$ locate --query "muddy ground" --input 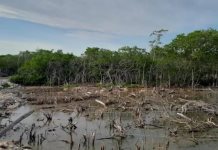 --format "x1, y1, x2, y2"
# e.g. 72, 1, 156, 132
0, 80, 218, 149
